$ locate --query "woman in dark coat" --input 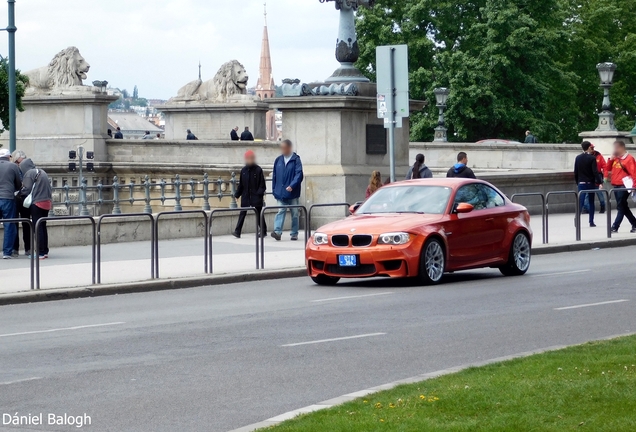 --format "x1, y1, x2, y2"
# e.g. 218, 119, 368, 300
232, 150, 267, 238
